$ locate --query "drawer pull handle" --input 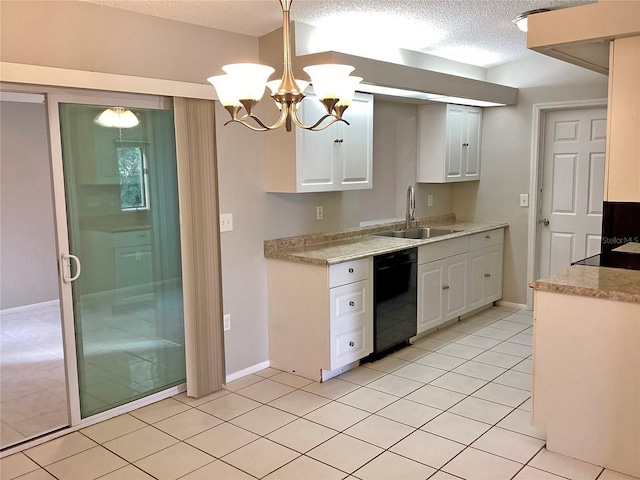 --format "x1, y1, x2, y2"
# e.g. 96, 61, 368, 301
484, 273, 491, 278
349, 301, 355, 307
349, 341, 355, 347
442, 285, 450, 290
348, 268, 354, 273
334, 139, 344, 143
